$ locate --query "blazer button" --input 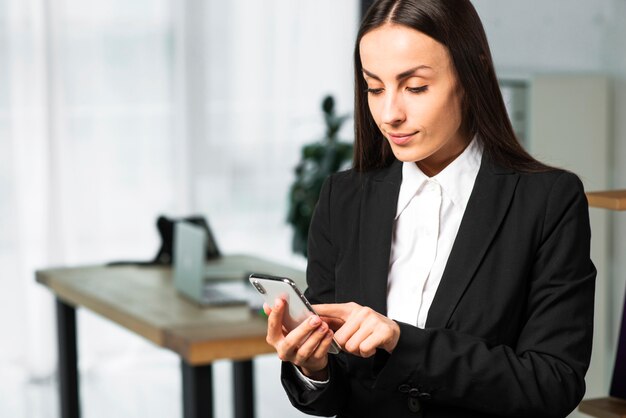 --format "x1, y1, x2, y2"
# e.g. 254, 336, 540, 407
408, 397, 421, 413
418, 392, 432, 401
409, 388, 420, 398
398, 384, 411, 393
